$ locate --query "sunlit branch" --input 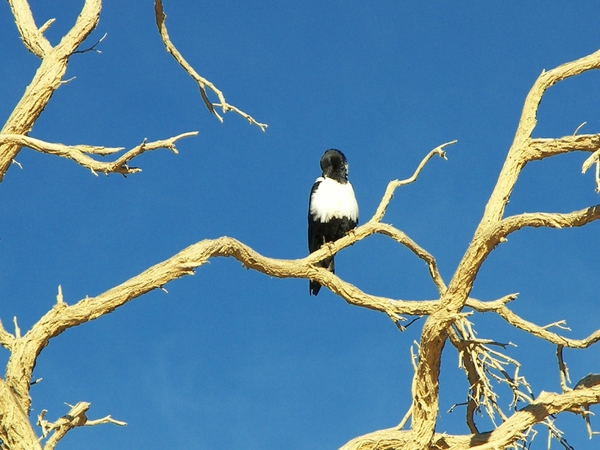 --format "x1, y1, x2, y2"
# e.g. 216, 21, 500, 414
516, 49, 600, 147
0, 0, 102, 183
472, 385, 600, 450
496, 205, 600, 237
471, 297, 600, 349
402, 47, 600, 449
154, 0, 267, 131
38, 402, 126, 450
4, 231, 444, 414
371, 140, 455, 222
526, 133, 600, 162
341, 383, 600, 450
449, 315, 534, 436
6, 0, 52, 57
0, 132, 198, 176
0, 319, 15, 350
3, 139, 454, 415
